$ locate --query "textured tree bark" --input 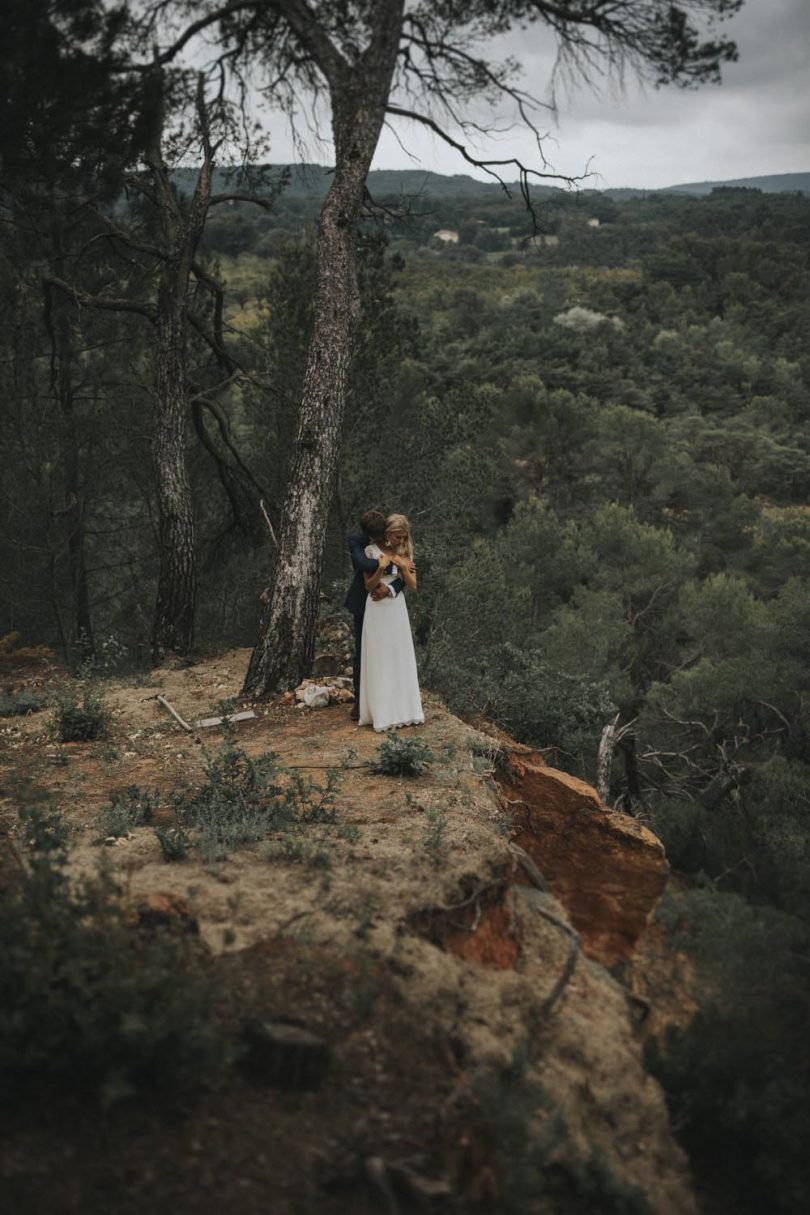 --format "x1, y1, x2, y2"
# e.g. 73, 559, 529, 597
243, 5, 403, 696
149, 73, 214, 660
597, 714, 619, 805
151, 297, 196, 658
